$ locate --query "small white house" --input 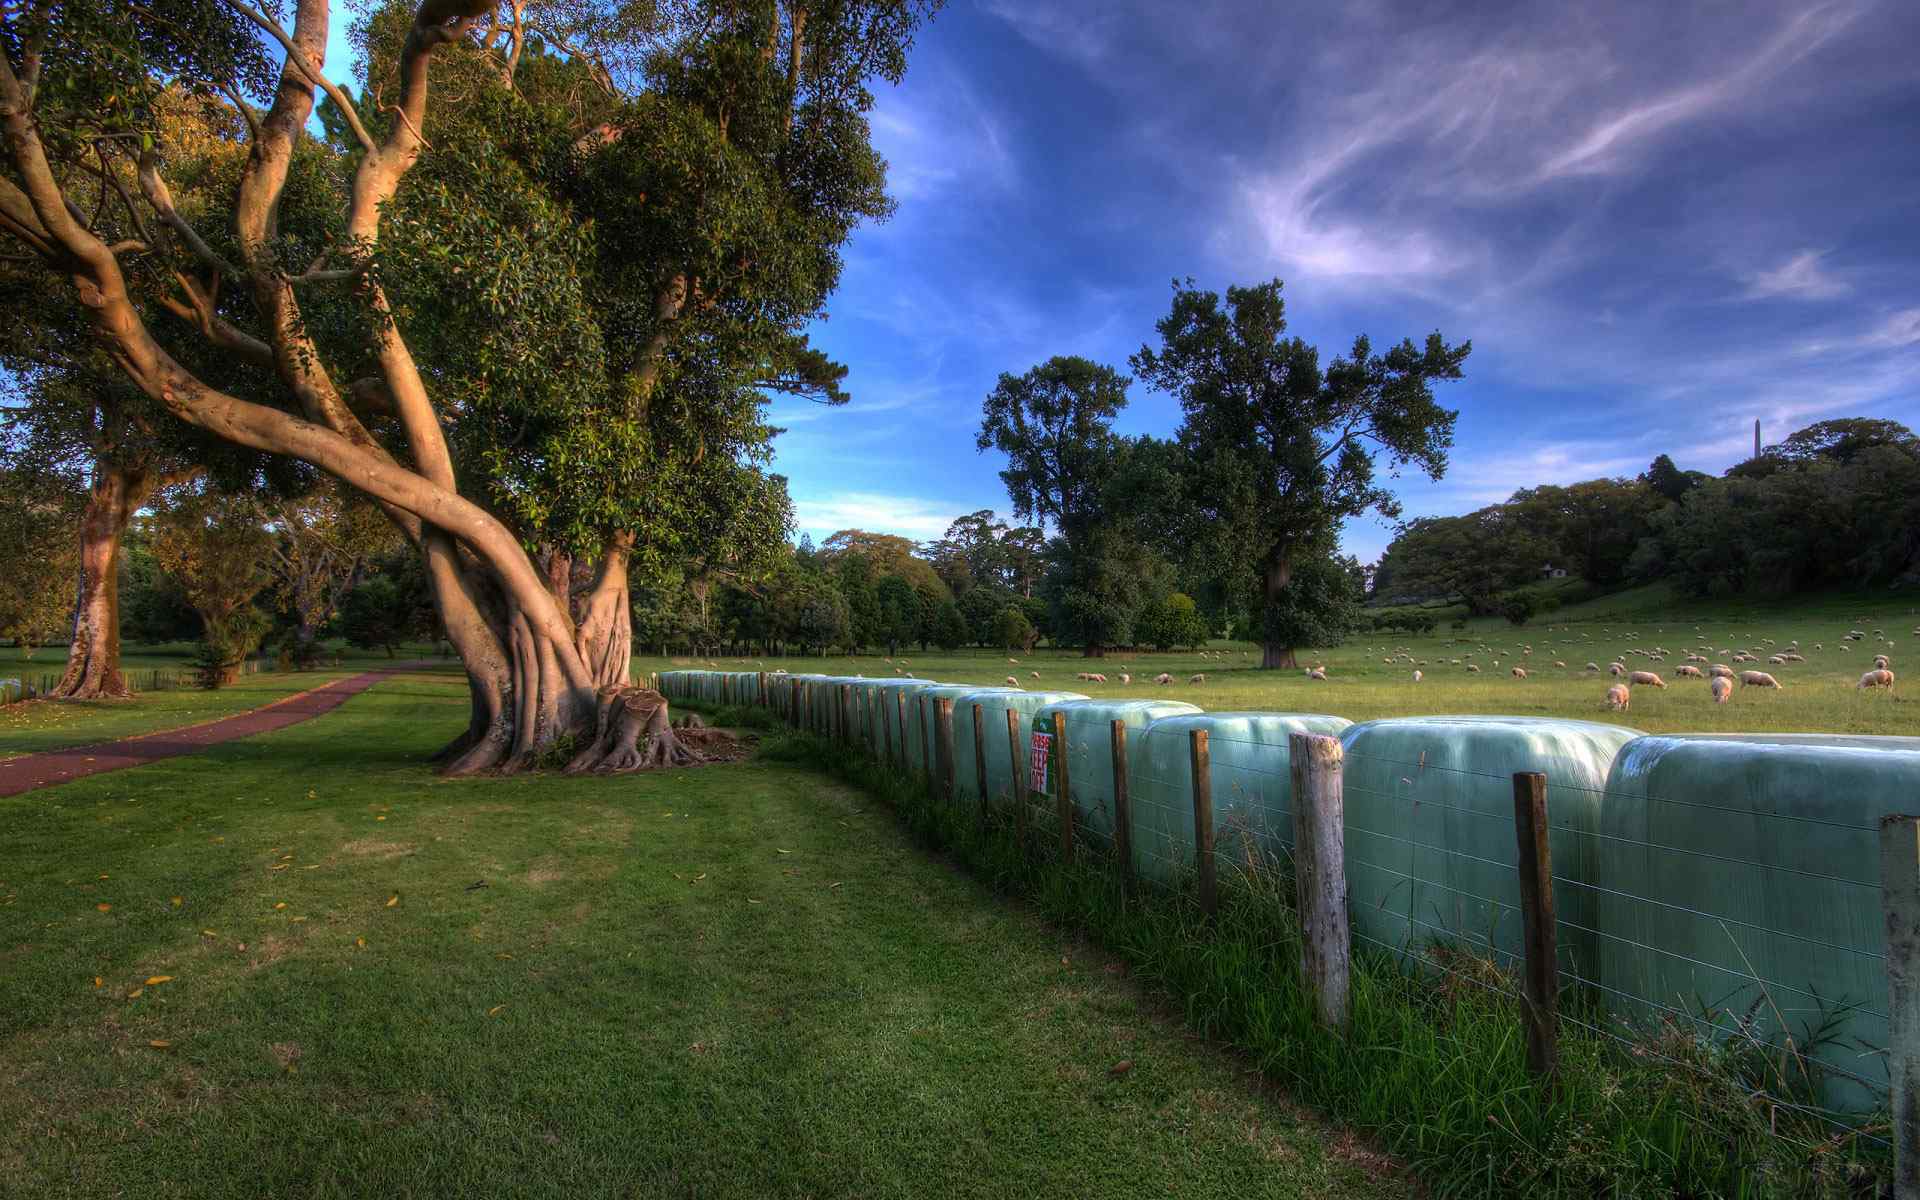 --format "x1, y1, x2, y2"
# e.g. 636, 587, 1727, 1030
1541, 563, 1568, 579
